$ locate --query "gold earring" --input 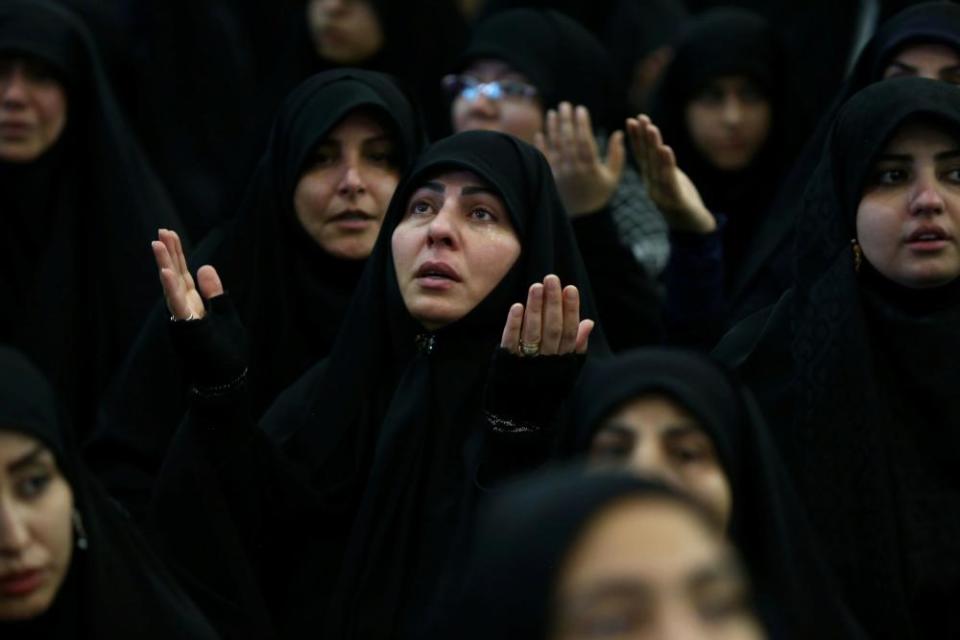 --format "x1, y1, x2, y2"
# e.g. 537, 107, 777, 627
851, 239, 862, 274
